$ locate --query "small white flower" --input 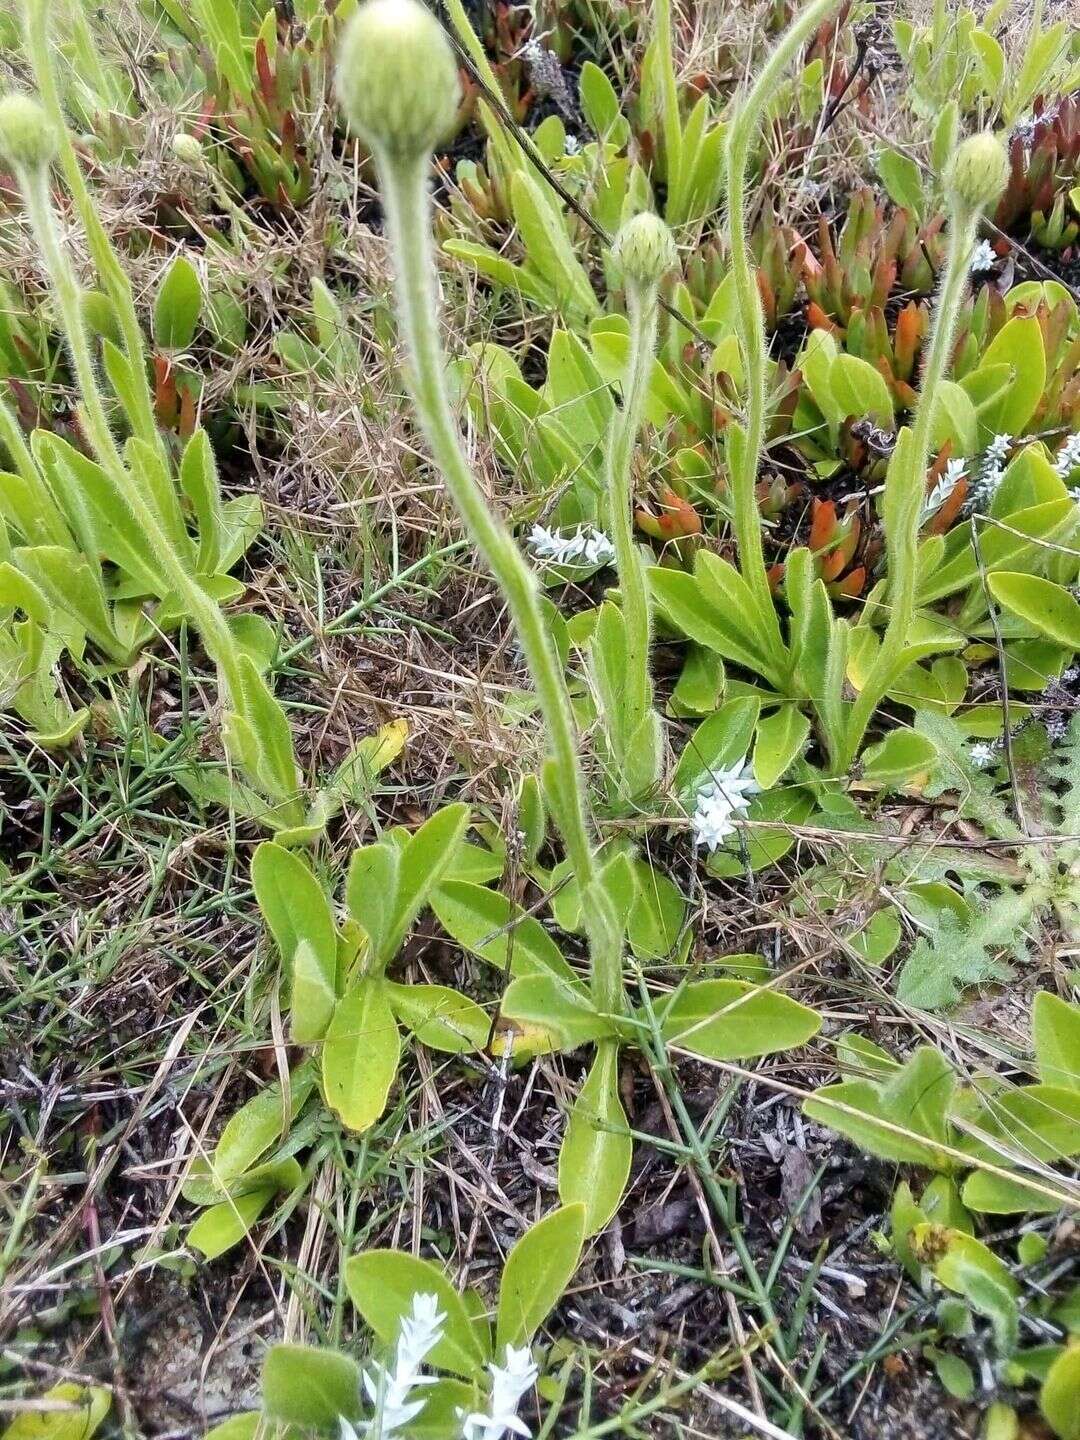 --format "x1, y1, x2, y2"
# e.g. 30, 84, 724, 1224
1053, 431, 1080, 481
922, 457, 967, 522
528, 524, 615, 568
690, 757, 759, 853
459, 1345, 539, 1440
968, 741, 996, 768
343, 1293, 445, 1438
970, 239, 997, 274
985, 433, 1012, 465
564, 134, 580, 156
968, 434, 1012, 513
